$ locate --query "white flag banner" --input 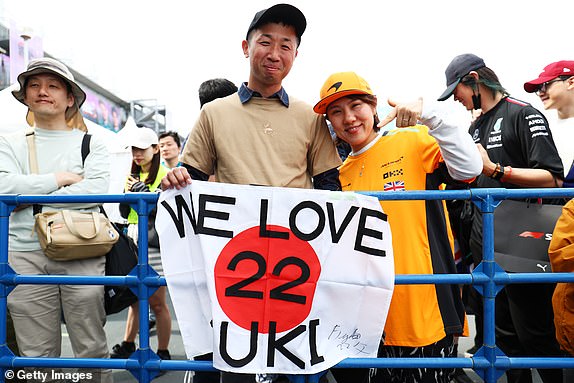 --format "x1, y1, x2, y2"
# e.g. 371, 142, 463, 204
156, 181, 394, 374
